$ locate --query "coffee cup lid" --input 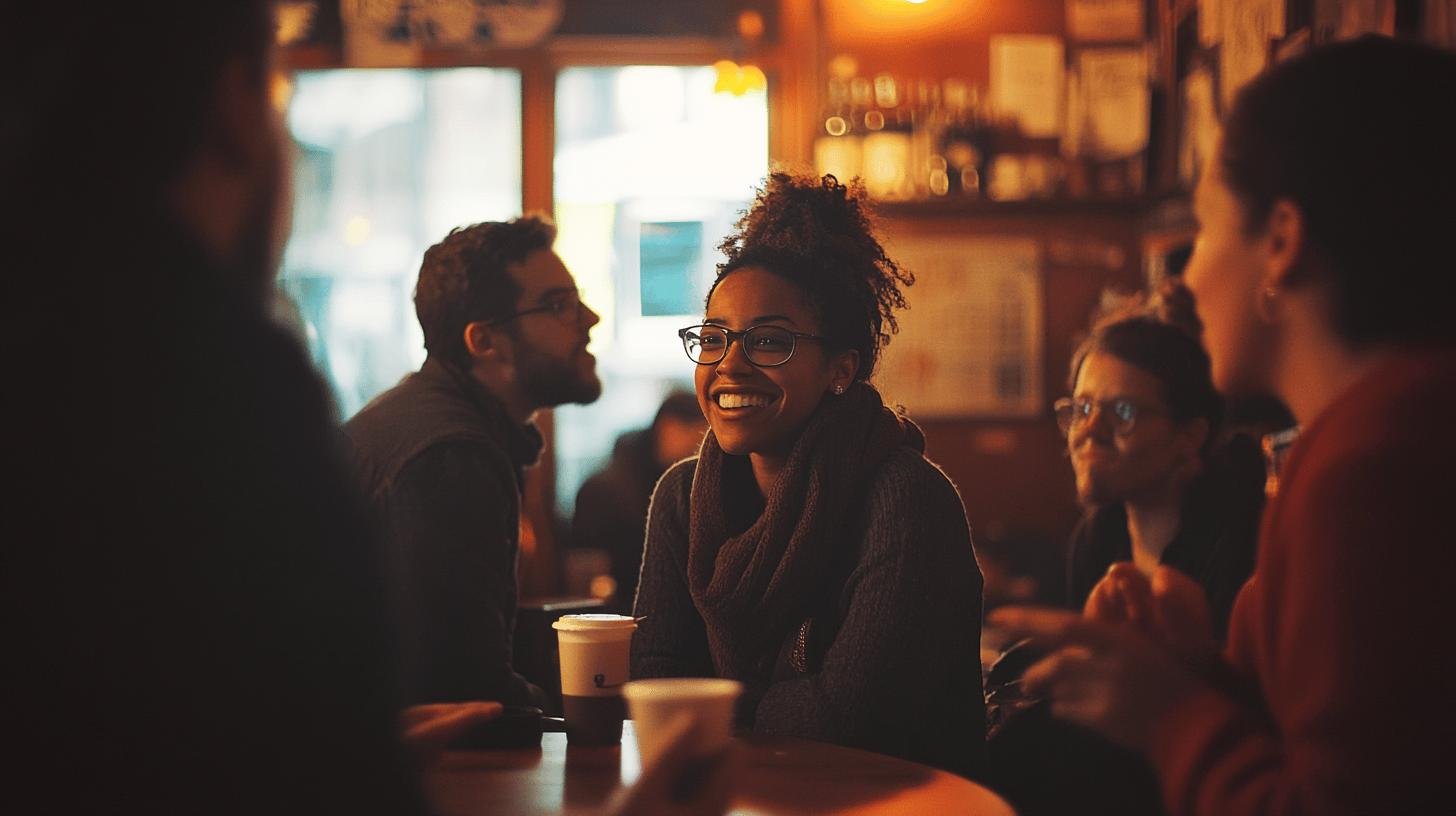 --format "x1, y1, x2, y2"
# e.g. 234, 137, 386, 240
552, 613, 638, 631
